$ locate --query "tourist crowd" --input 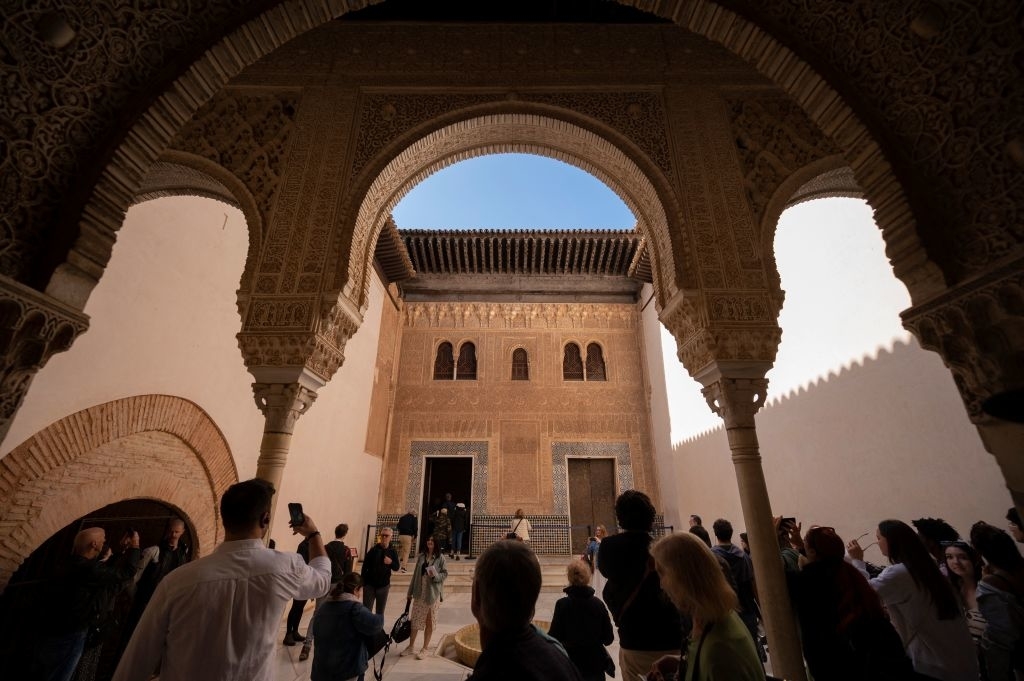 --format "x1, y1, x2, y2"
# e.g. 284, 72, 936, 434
26, 478, 1024, 681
